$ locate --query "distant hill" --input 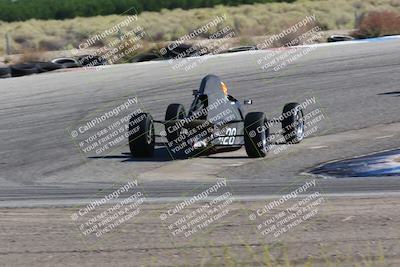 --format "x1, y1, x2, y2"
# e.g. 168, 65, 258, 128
0, 0, 295, 22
